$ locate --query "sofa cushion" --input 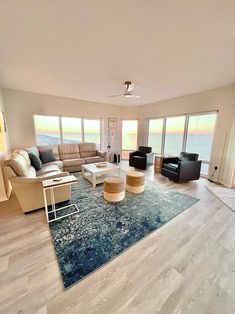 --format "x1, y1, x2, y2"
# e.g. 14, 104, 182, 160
63, 158, 85, 167
85, 156, 104, 164
15, 149, 31, 168
38, 171, 62, 179
179, 152, 198, 162
163, 163, 179, 173
39, 149, 56, 164
42, 160, 63, 170
79, 143, 97, 157
28, 166, 36, 178
4, 153, 29, 177
58, 144, 80, 160
36, 165, 60, 176
38, 145, 60, 160
25, 146, 39, 157
29, 153, 42, 170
